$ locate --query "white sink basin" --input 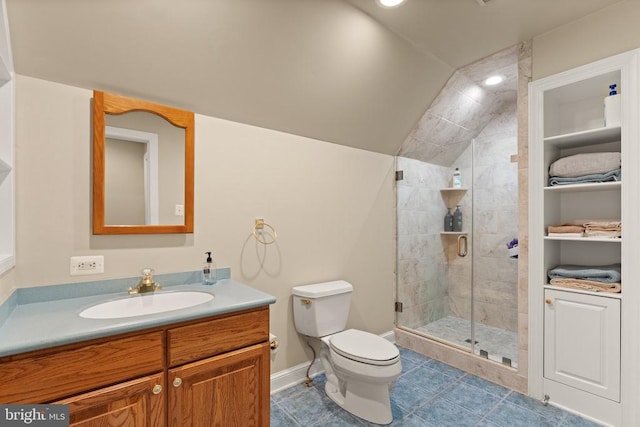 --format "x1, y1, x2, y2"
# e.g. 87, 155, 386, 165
79, 291, 214, 319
